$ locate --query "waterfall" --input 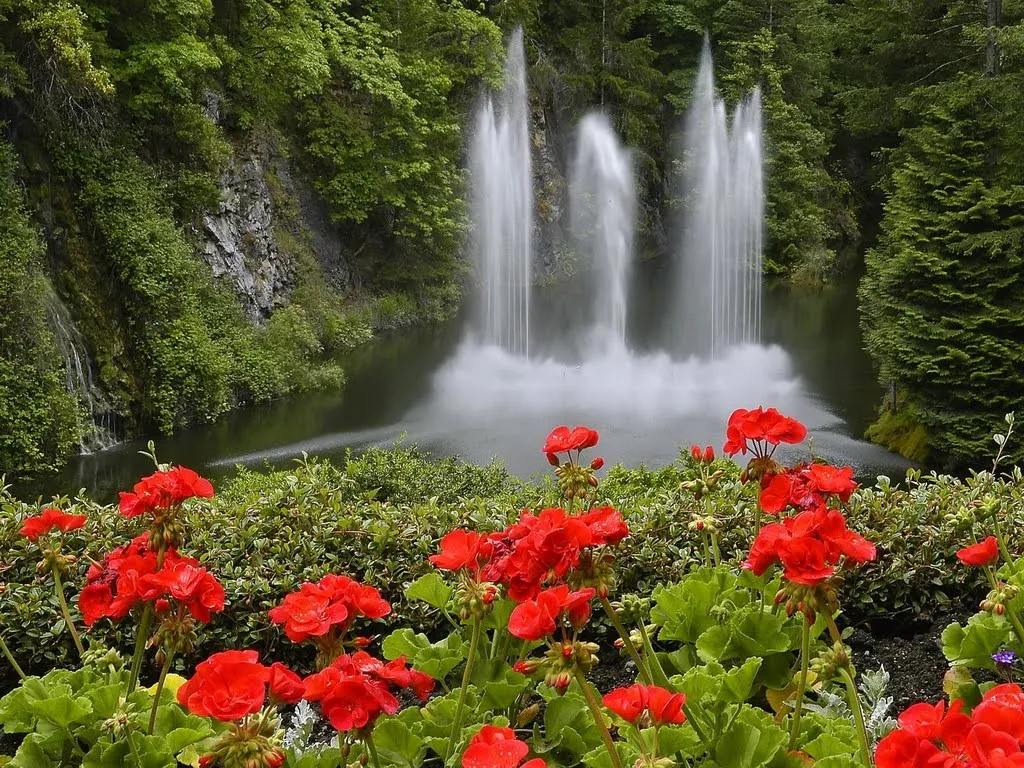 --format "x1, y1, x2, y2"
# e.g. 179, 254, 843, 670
469, 26, 533, 357
45, 286, 118, 453
676, 39, 765, 358
569, 112, 635, 351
